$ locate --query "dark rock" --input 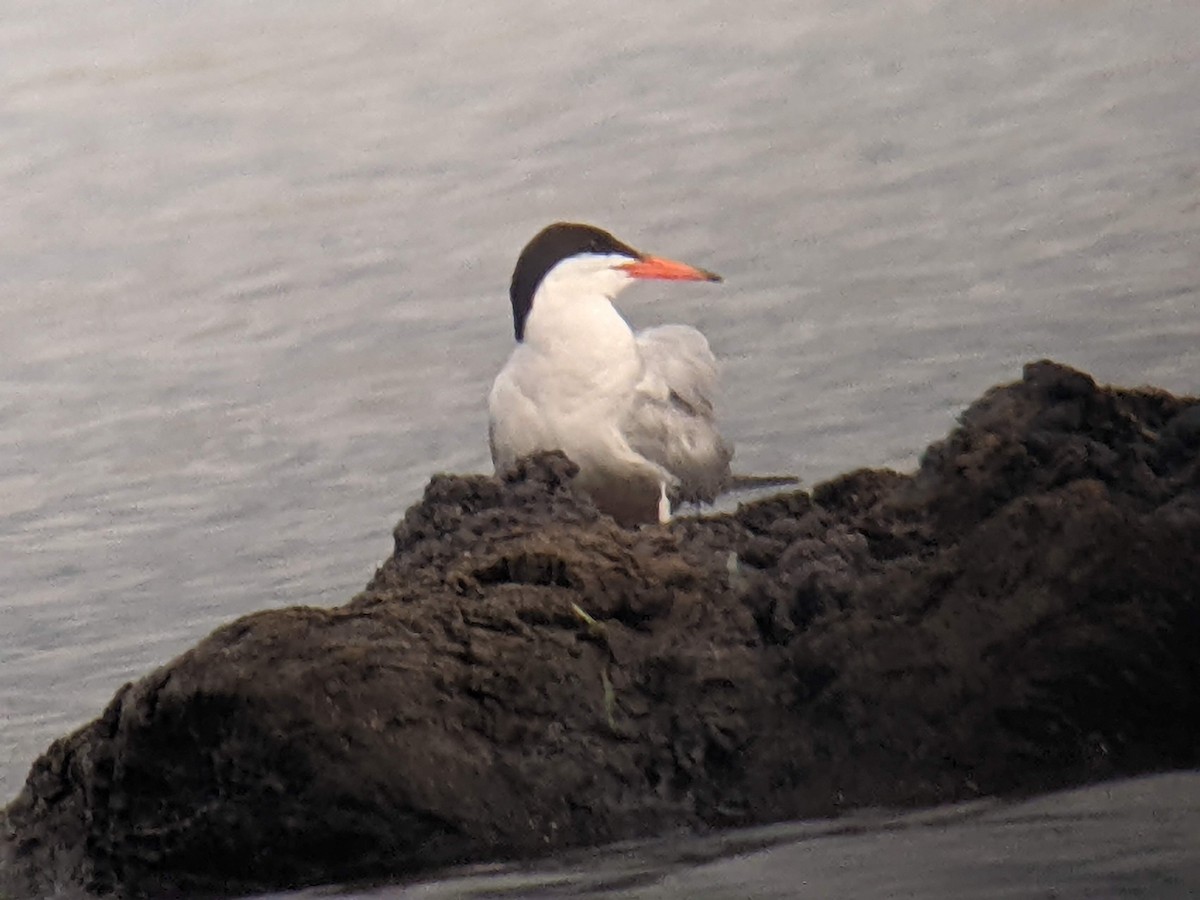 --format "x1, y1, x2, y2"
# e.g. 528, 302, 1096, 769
3, 360, 1199, 898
